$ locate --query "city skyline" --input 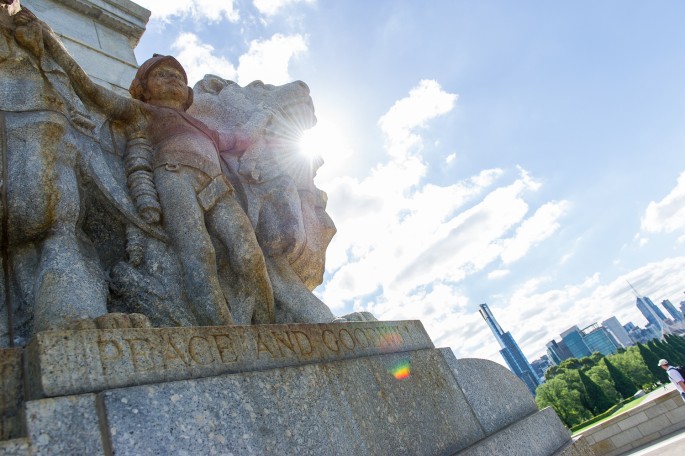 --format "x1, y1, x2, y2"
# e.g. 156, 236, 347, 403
130, 0, 685, 366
